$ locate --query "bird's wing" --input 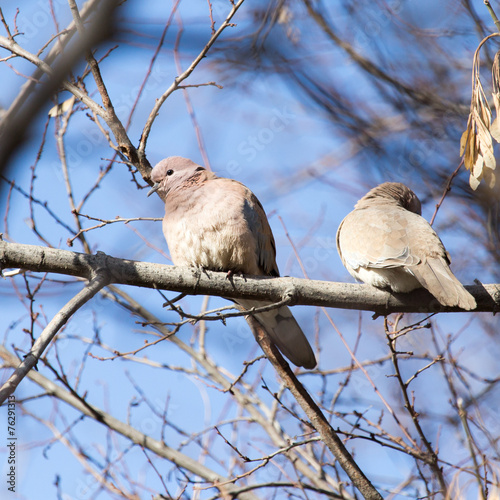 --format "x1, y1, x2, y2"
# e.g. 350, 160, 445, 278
246, 192, 279, 277
337, 206, 422, 270
211, 178, 279, 277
